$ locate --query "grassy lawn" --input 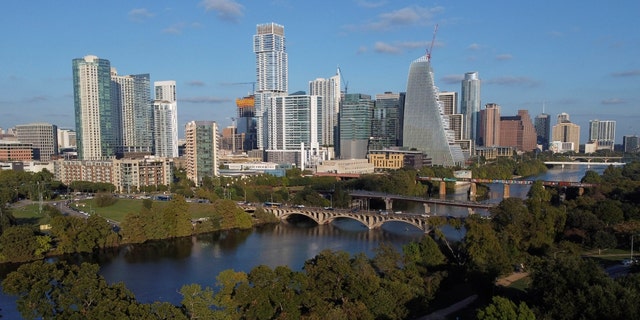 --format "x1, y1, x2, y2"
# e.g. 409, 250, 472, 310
72, 198, 220, 222
11, 204, 50, 225
509, 276, 530, 293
